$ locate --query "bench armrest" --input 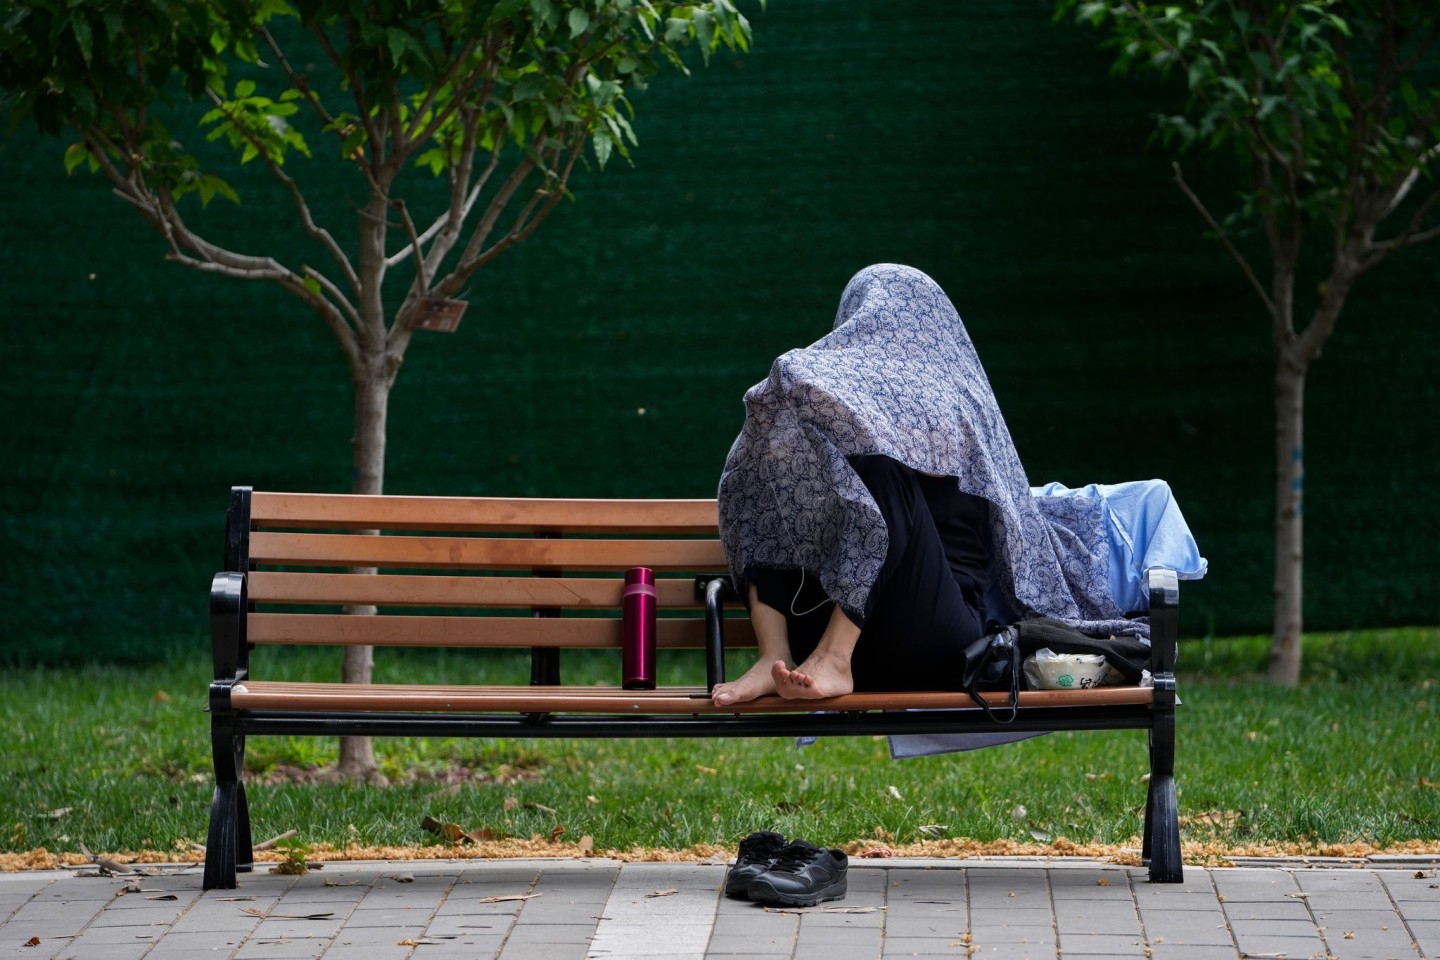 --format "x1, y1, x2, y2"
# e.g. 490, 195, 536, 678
1145, 567, 1179, 676
697, 576, 735, 693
